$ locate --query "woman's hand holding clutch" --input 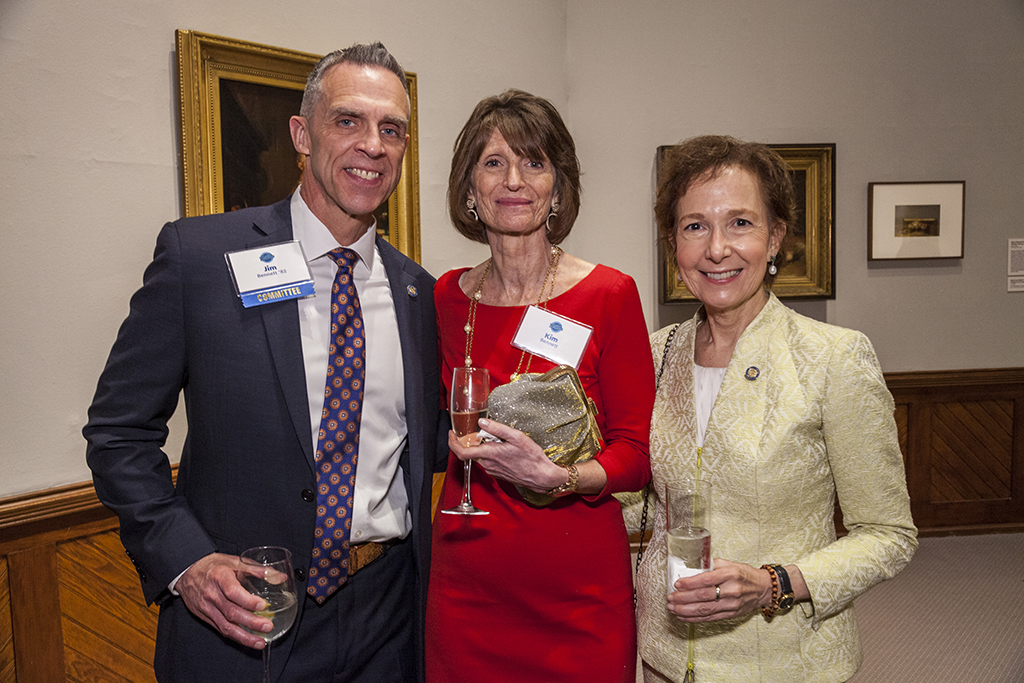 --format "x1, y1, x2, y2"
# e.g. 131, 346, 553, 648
448, 418, 564, 493
448, 417, 609, 497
